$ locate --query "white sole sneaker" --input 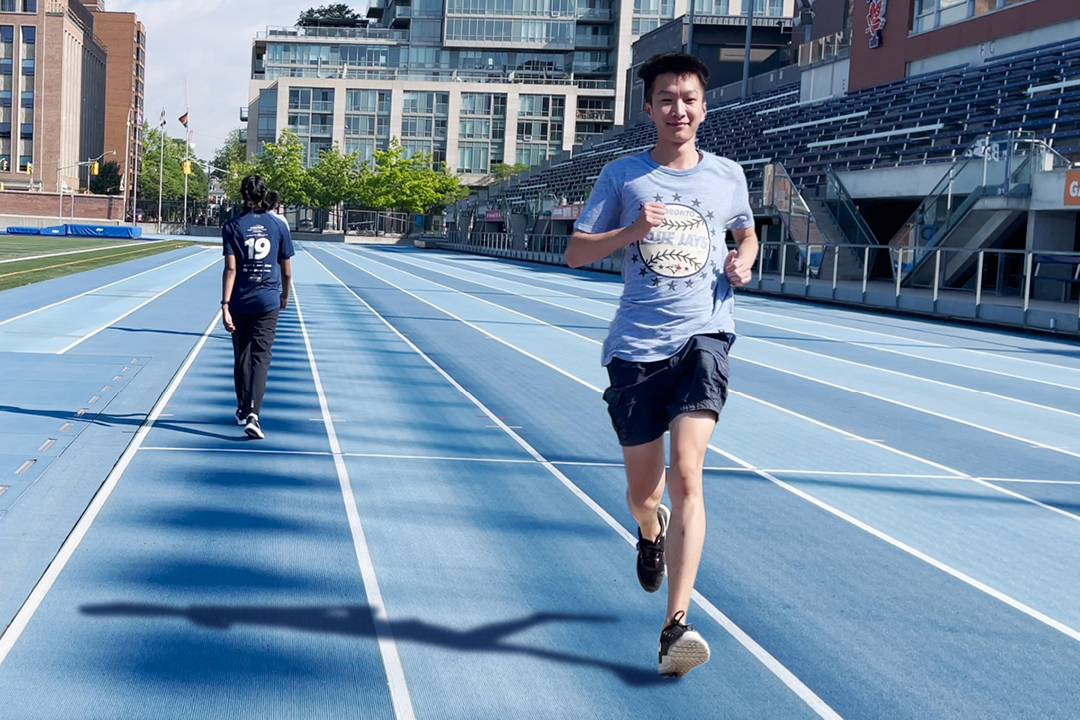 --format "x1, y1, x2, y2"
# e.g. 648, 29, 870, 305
659, 628, 711, 677
244, 414, 264, 440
